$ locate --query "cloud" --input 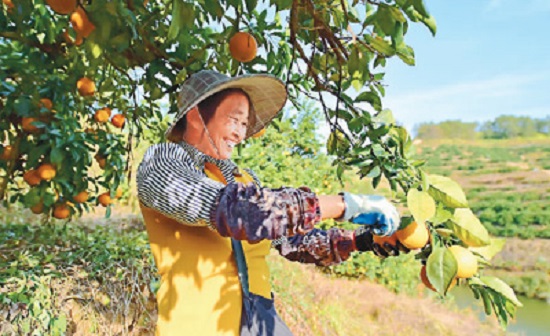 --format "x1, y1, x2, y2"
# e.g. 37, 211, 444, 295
384, 72, 550, 132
